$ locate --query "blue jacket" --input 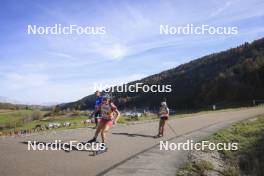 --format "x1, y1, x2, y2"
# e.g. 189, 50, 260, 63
95, 96, 103, 110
